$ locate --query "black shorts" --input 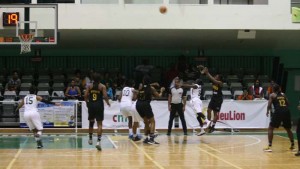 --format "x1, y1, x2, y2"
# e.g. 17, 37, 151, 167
136, 101, 154, 119
87, 102, 104, 121
208, 98, 223, 112
270, 110, 291, 129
